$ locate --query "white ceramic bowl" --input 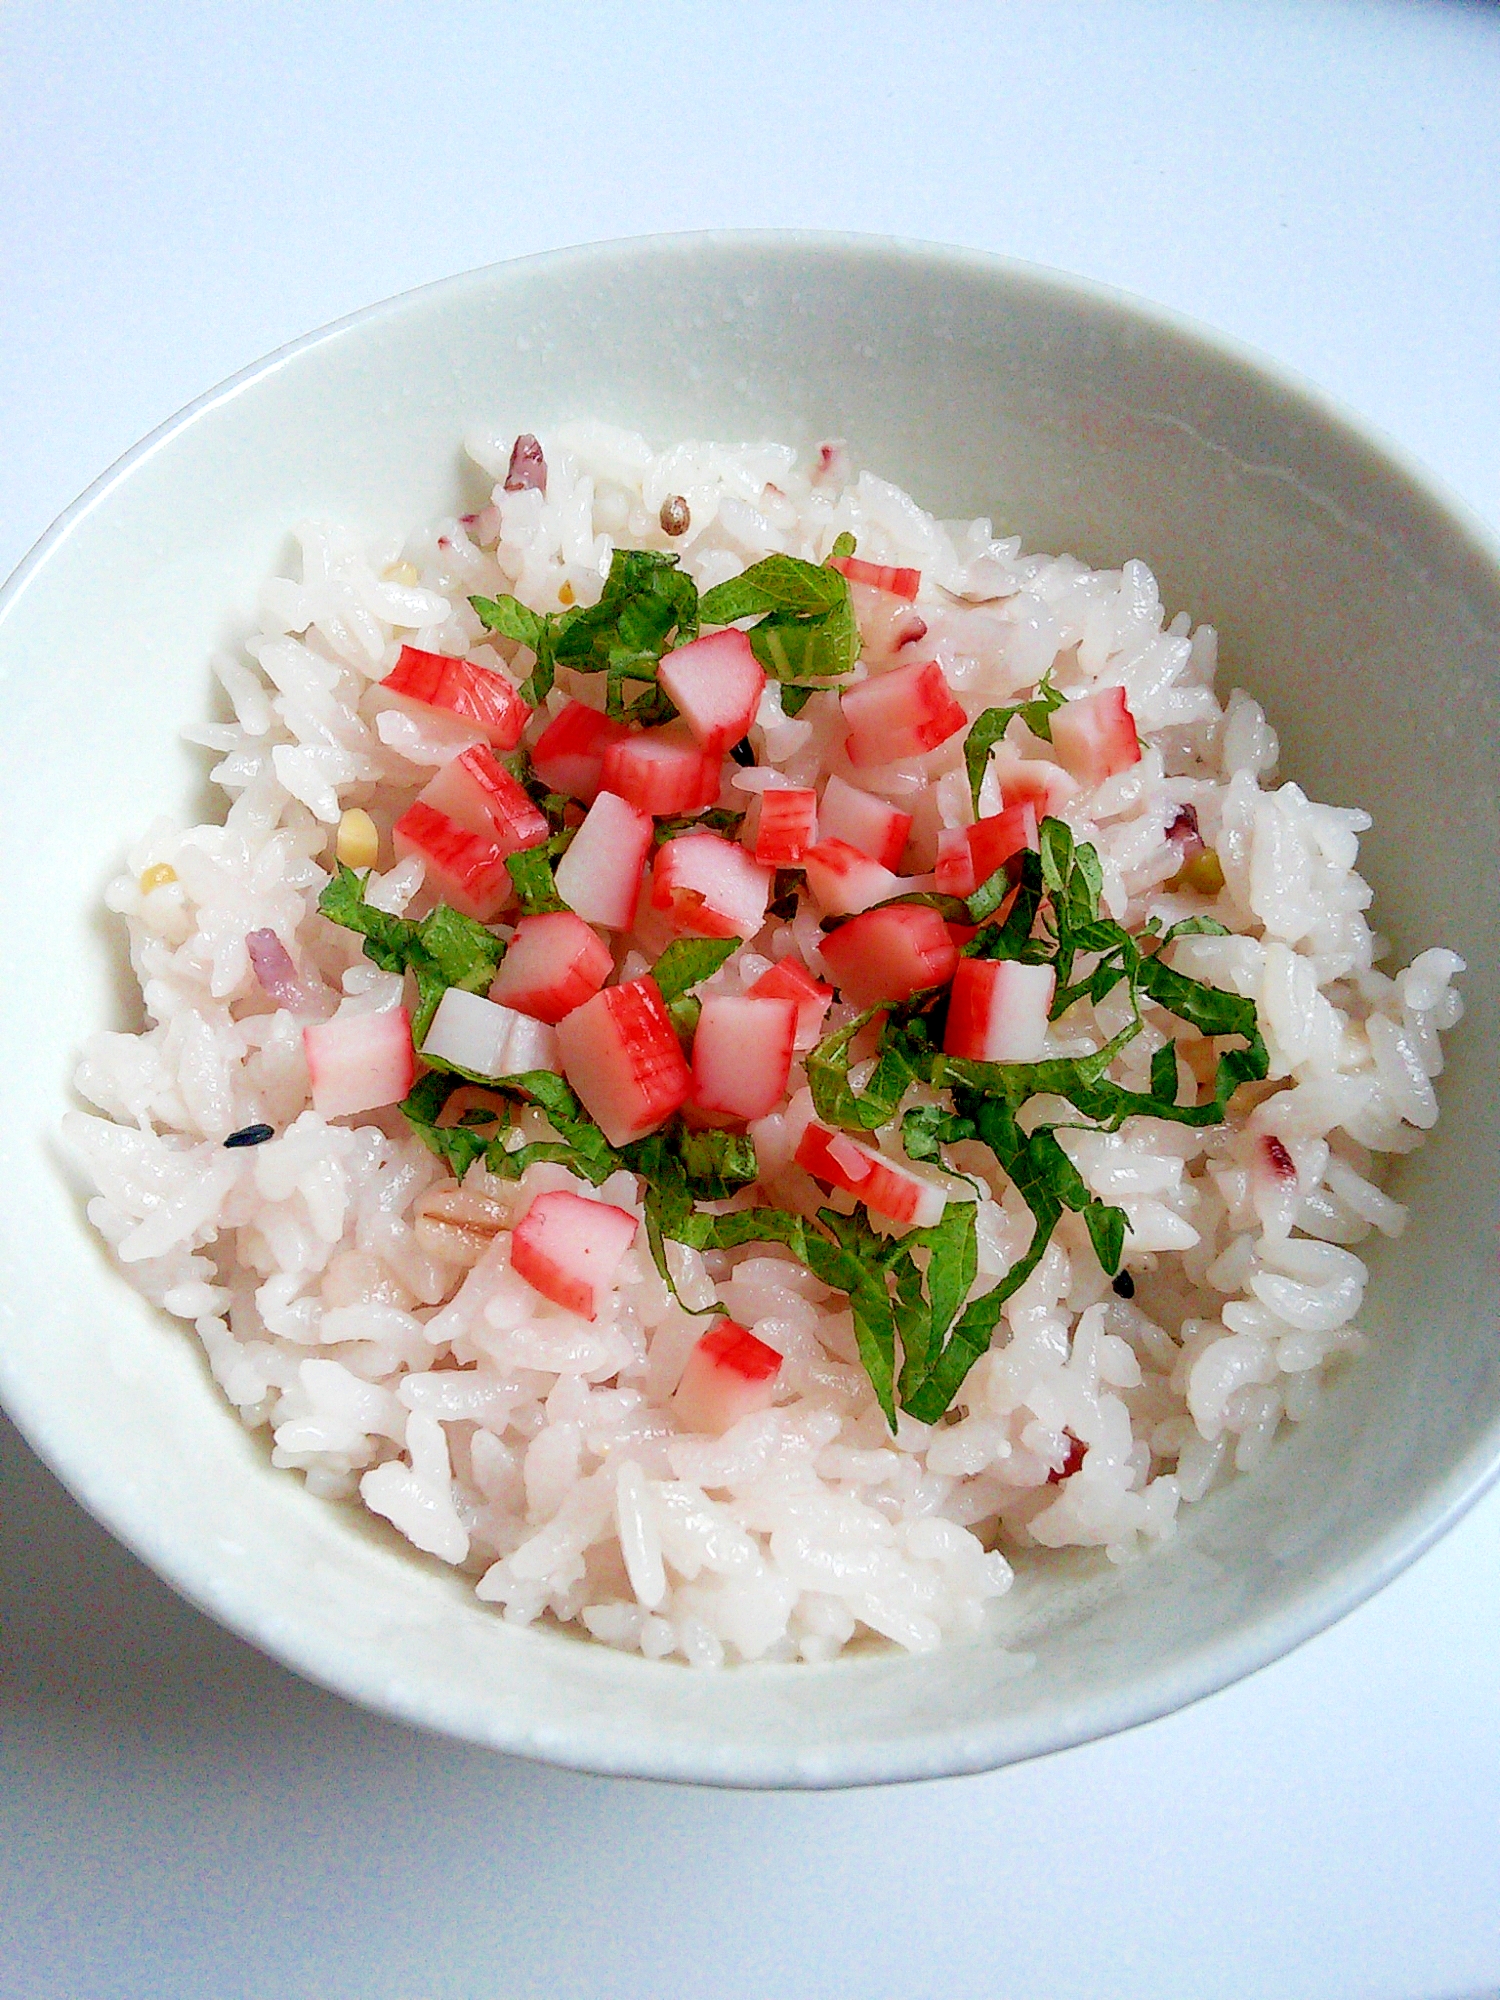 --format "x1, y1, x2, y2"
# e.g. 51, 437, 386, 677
3, 233, 1497, 1788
